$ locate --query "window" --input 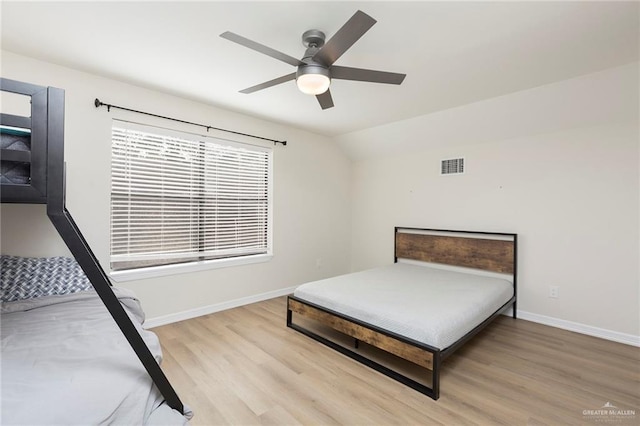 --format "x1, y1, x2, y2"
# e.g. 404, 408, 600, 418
110, 121, 272, 276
